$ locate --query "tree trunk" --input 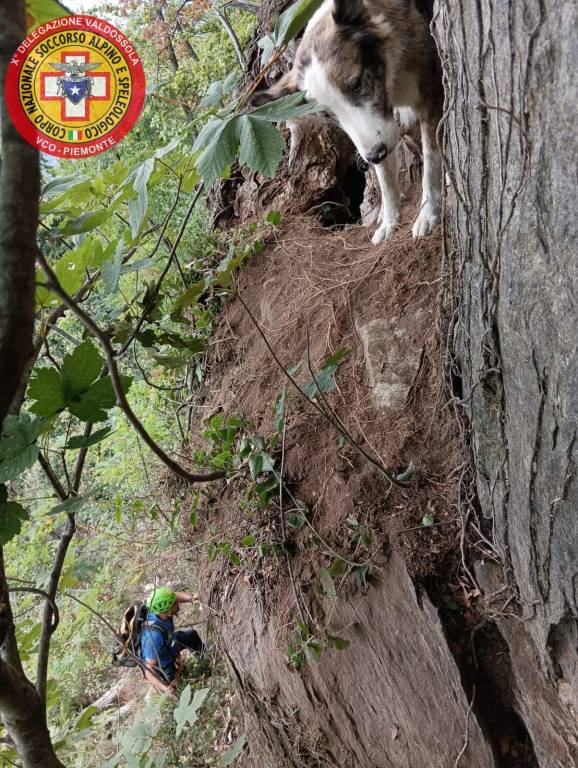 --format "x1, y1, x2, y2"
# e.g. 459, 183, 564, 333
0, 3, 66, 766
0, 0, 39, 424
433, 1, 578, 765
